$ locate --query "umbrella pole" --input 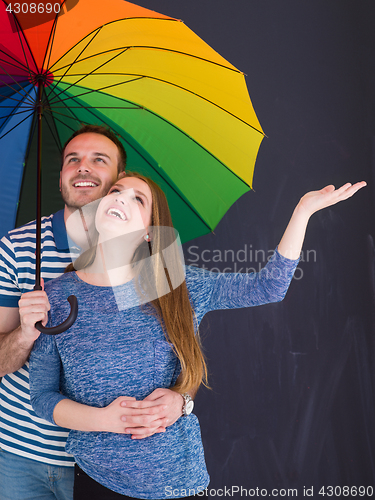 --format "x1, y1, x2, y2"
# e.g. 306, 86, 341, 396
34, 79, 43, 291
33, 77, 78, 334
